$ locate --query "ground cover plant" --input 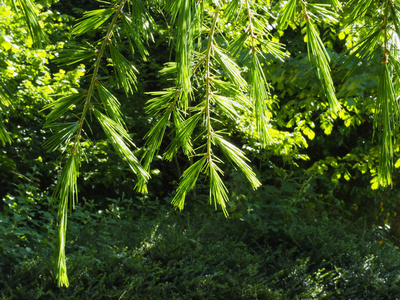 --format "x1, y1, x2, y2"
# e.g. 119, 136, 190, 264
2, 188, 400, 299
